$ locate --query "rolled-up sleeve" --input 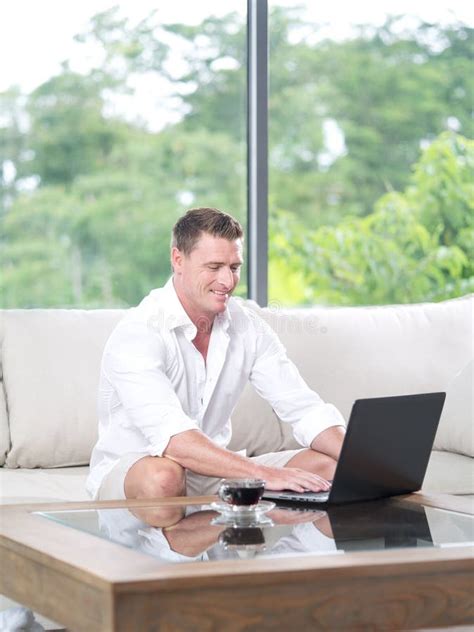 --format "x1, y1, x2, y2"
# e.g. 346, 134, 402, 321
248, 314, 345, 447
103, 321, 199, 456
